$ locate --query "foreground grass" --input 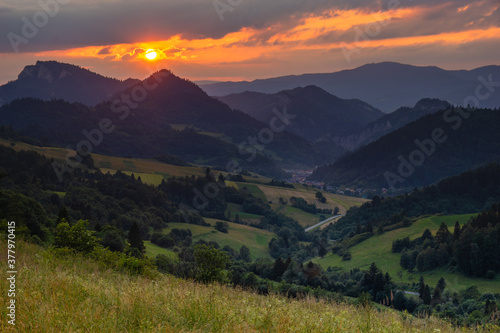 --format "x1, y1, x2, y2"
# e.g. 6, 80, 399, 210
3, 240, 490, 333
313, 214, 500, 294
